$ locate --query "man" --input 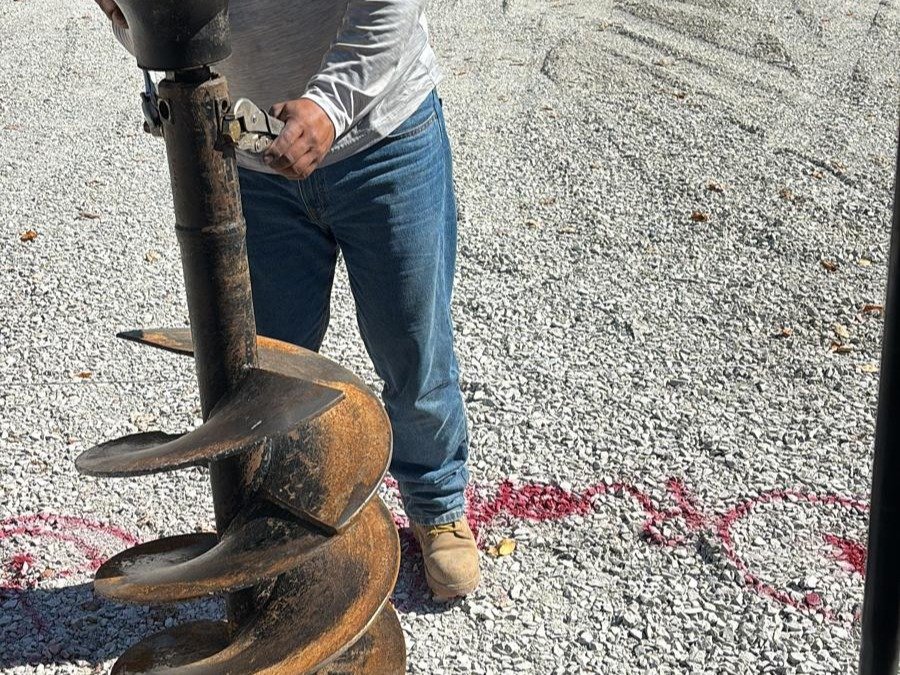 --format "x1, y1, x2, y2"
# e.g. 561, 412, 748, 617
96, 0, 479, 600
